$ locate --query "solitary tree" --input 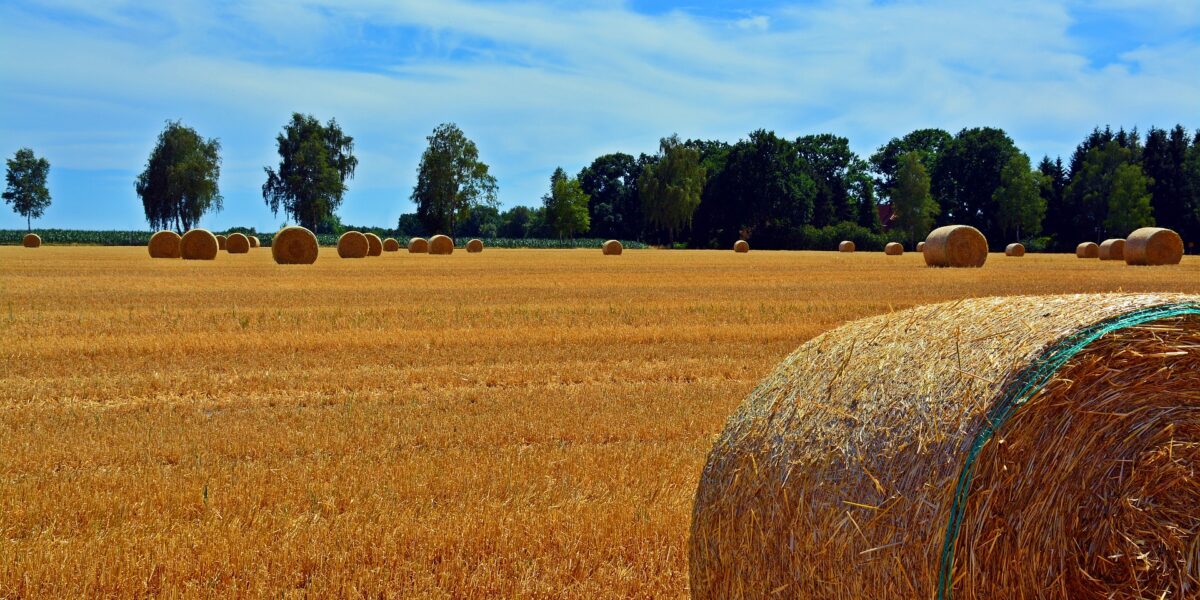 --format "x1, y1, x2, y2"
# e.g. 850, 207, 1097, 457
638, 134, 705, 244
263, 113, 357, 233
542, 167, 591, 239
890, 151, 938, 245
1105, 163, 1155, 235
412, 123, 498, 234
135, 122, 222, 232
3, 148, 51, 231
993, 153, 1045, 241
